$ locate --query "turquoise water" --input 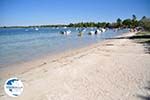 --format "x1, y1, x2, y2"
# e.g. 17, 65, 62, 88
0, 27, 128, 68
